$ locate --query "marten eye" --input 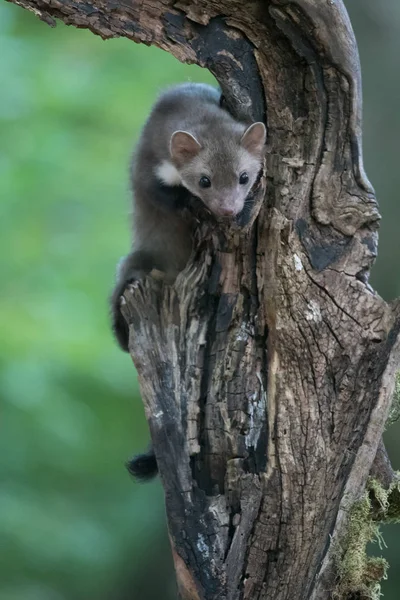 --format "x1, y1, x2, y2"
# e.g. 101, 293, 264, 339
239, 172, 249, 185
199, 176, 211, 189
